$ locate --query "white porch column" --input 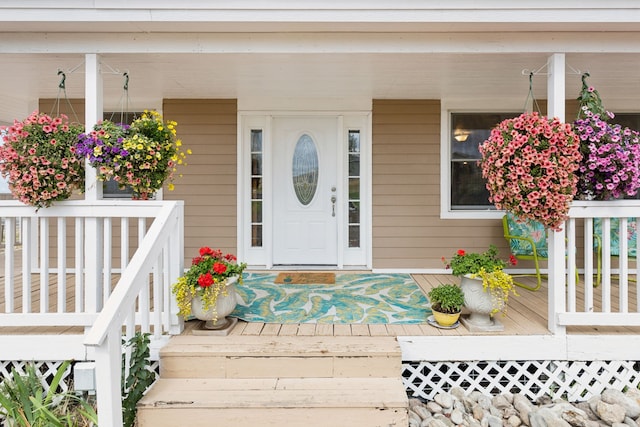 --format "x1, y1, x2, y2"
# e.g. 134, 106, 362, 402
84, 53, 103, 200
84, 54, 104, 313
546, 53, 567, 335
